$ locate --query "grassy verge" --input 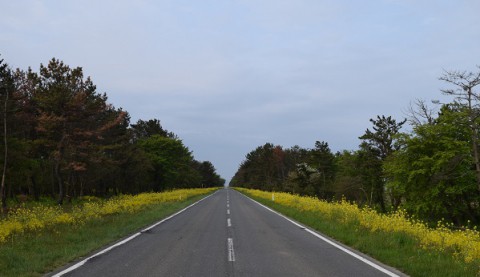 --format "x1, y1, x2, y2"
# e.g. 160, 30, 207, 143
237, 189, 479, 277
0, 192, 213, 277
